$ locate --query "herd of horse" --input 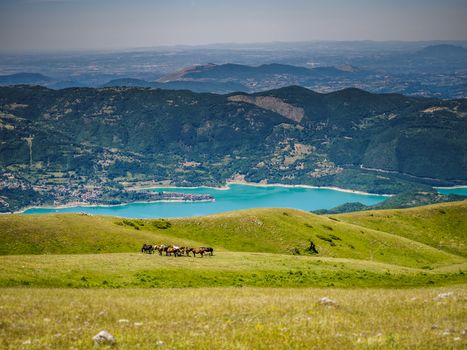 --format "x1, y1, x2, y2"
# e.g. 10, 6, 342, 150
141, 244, 214, 257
